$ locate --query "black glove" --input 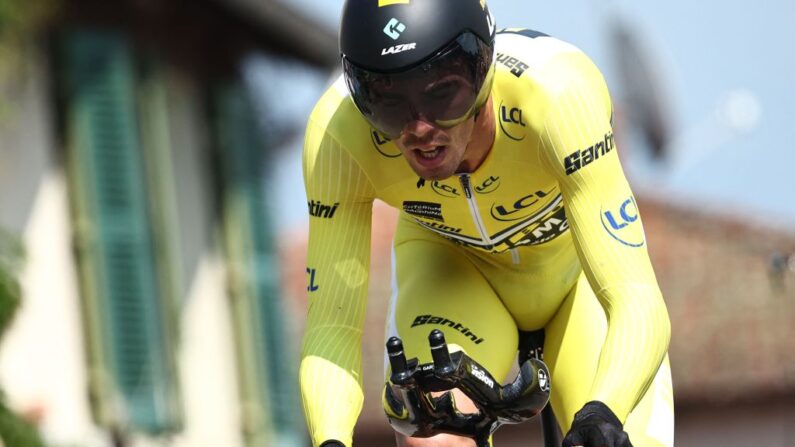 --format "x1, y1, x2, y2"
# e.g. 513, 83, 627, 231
562, 401, 632, 447
319, 441, 345, 447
